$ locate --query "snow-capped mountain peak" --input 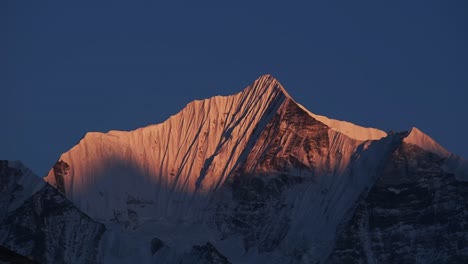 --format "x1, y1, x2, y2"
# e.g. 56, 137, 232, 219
42, 75, 397, 224
248, 74, 387, 142
43, 74, 293, 222
4, 75, 468, 263
403, 127, 450, 158
246, 74, 292, 99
